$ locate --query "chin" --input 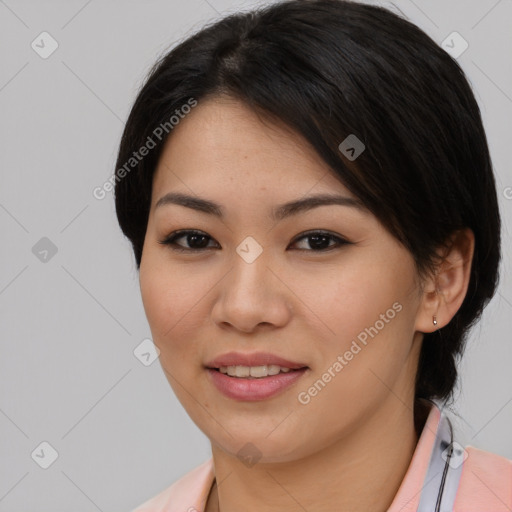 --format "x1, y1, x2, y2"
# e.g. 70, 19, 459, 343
210, 430, 311, 465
